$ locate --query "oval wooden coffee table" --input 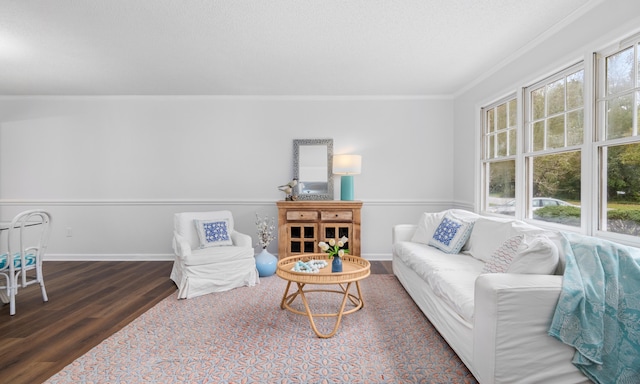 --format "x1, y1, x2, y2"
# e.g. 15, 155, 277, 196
276, 254, 370, 338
